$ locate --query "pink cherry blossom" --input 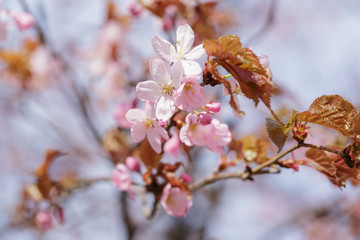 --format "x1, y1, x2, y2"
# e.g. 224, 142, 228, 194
136, 58, 183, 121
126, 102, 169, 153
152, 24, 205, 76
112, 163, 132, 191
205, 119, 232, 154
35, 211, 52, 231
173, 75, 206, 111
11, 11, 34, 31
113, 100, 135, 128
179, 113, 231, 154
198, 113, 212, 125
204, 102, 221, 114
164, 131, 181, 157
125, 156, 141, 172
160, 183, 193, 218
180, 173, 192, 183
